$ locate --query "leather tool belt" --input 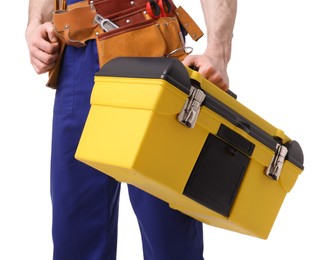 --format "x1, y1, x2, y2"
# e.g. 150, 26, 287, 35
48, 0, 204, 88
